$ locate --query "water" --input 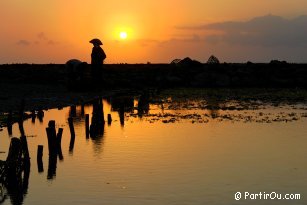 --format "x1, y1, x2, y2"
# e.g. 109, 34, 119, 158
0, 97, 307, 205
